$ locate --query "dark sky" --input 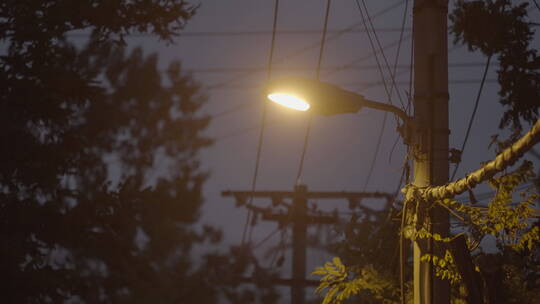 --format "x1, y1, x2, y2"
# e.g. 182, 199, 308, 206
118, 0, 539, 301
